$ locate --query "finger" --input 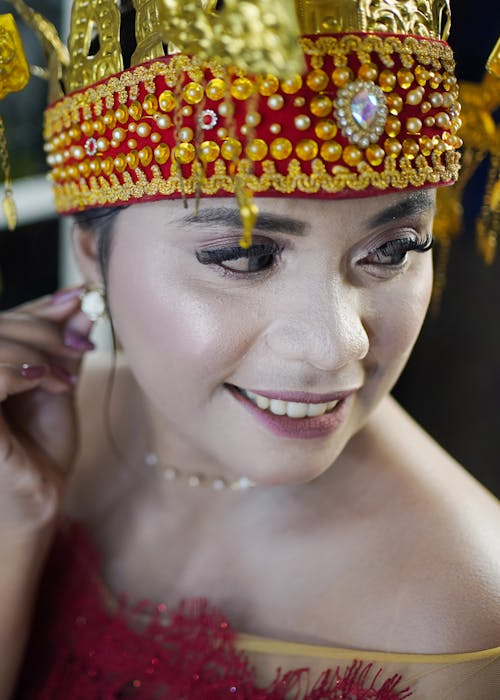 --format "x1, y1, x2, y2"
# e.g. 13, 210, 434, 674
0, 341, 80, 394
13, 285, 86, 323
0, 313, 94, 360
